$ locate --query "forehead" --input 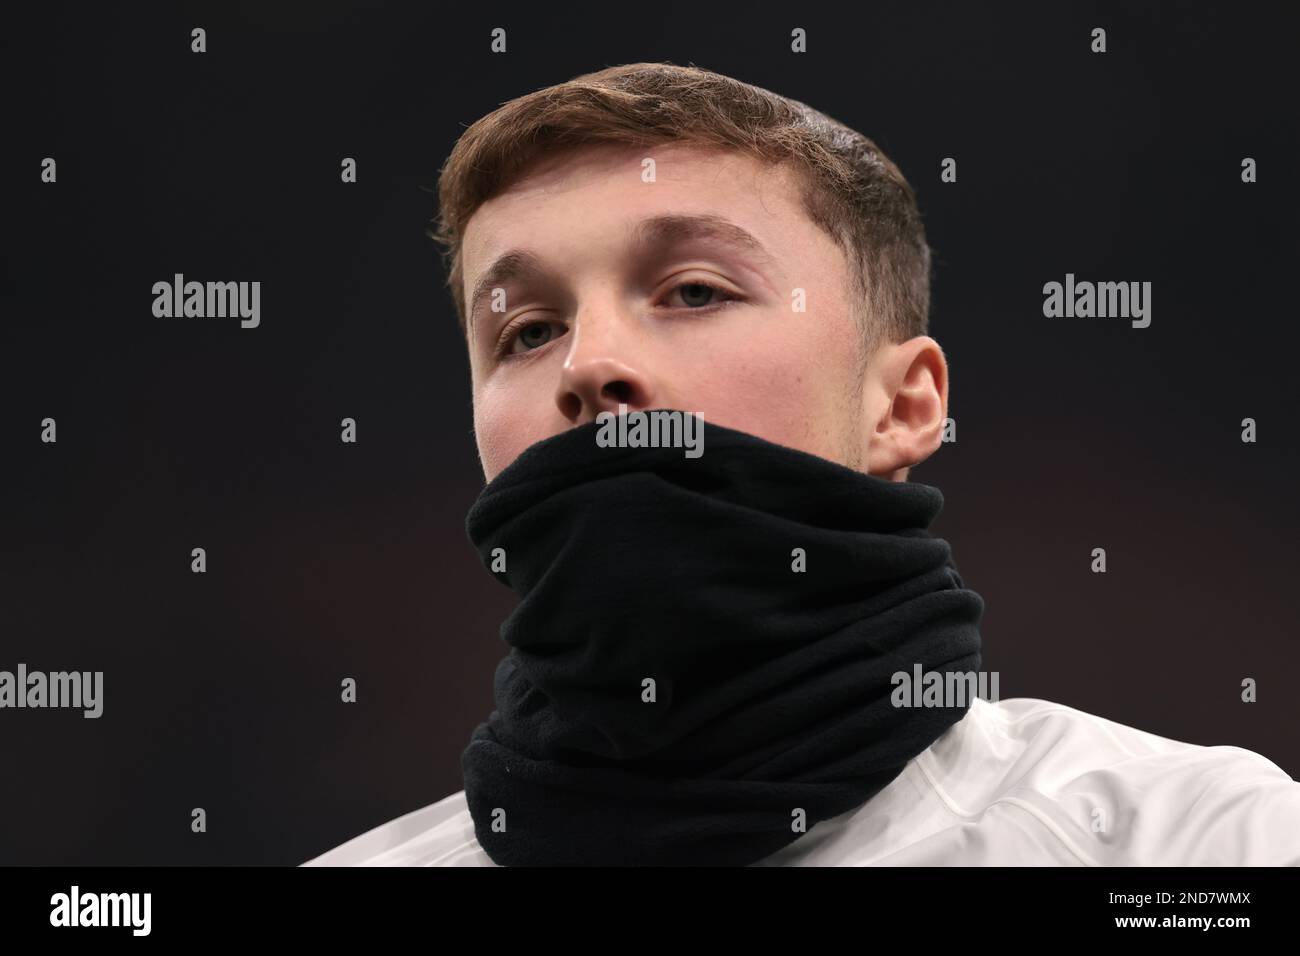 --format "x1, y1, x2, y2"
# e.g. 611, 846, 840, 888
460, 143, 816, 281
